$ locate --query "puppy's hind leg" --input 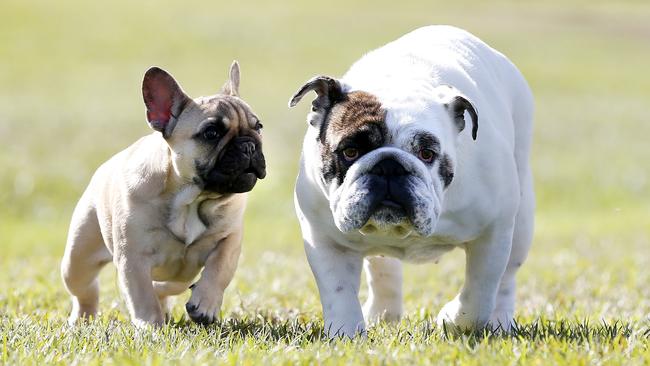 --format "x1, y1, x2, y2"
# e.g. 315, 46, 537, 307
362, 256, 403, 324
153, 281, 192, 322
61, 196, 111, 325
